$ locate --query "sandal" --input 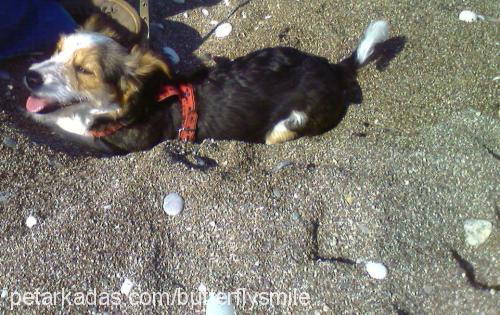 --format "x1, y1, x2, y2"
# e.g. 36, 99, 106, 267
58, 0, 147, 47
